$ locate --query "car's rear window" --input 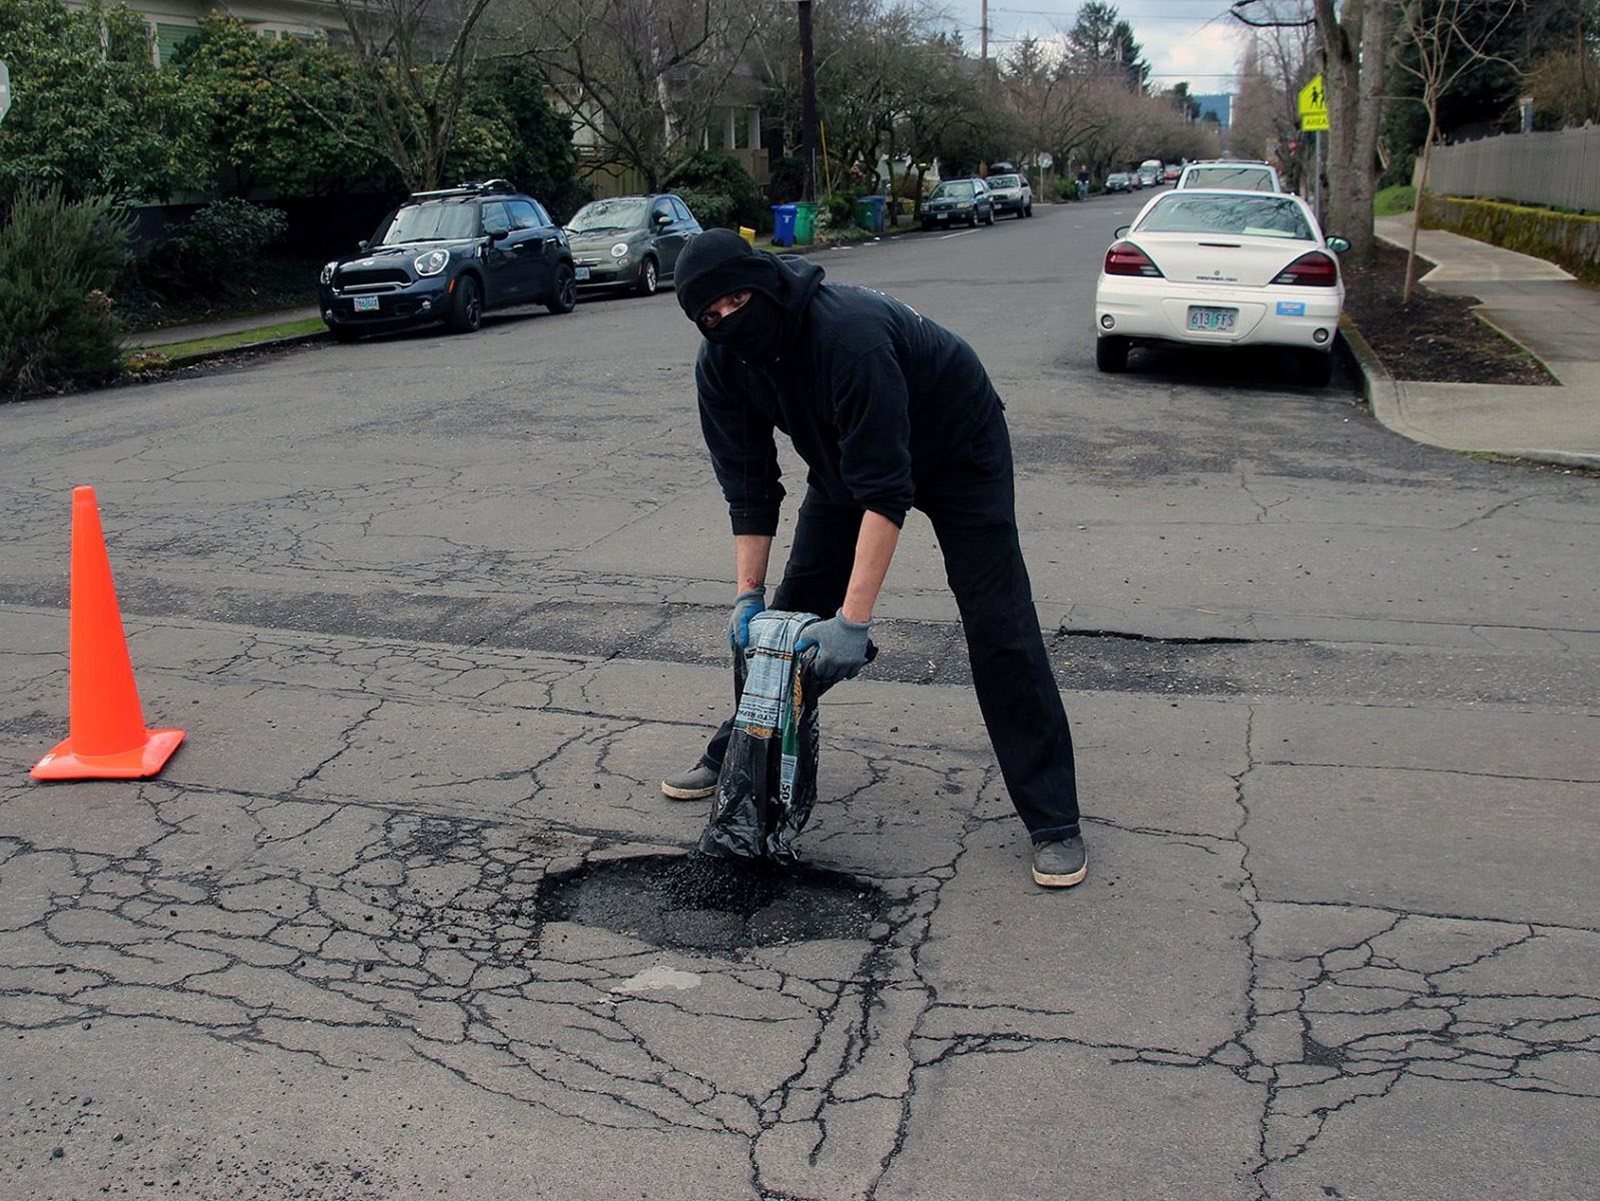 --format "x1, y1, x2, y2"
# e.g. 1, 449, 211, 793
1182, 167, 1275, 191
1138, 194, 1313, 240
988, 175, 1020, 188
932, 181, 976, 199
375, 200, 480, 244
